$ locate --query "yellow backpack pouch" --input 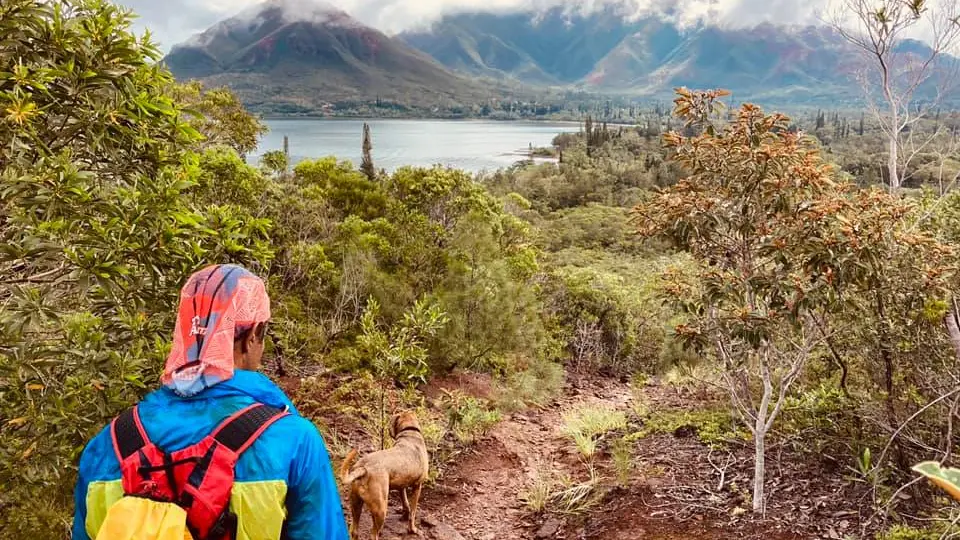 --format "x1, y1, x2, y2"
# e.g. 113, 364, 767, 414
95, 497, 193, 540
